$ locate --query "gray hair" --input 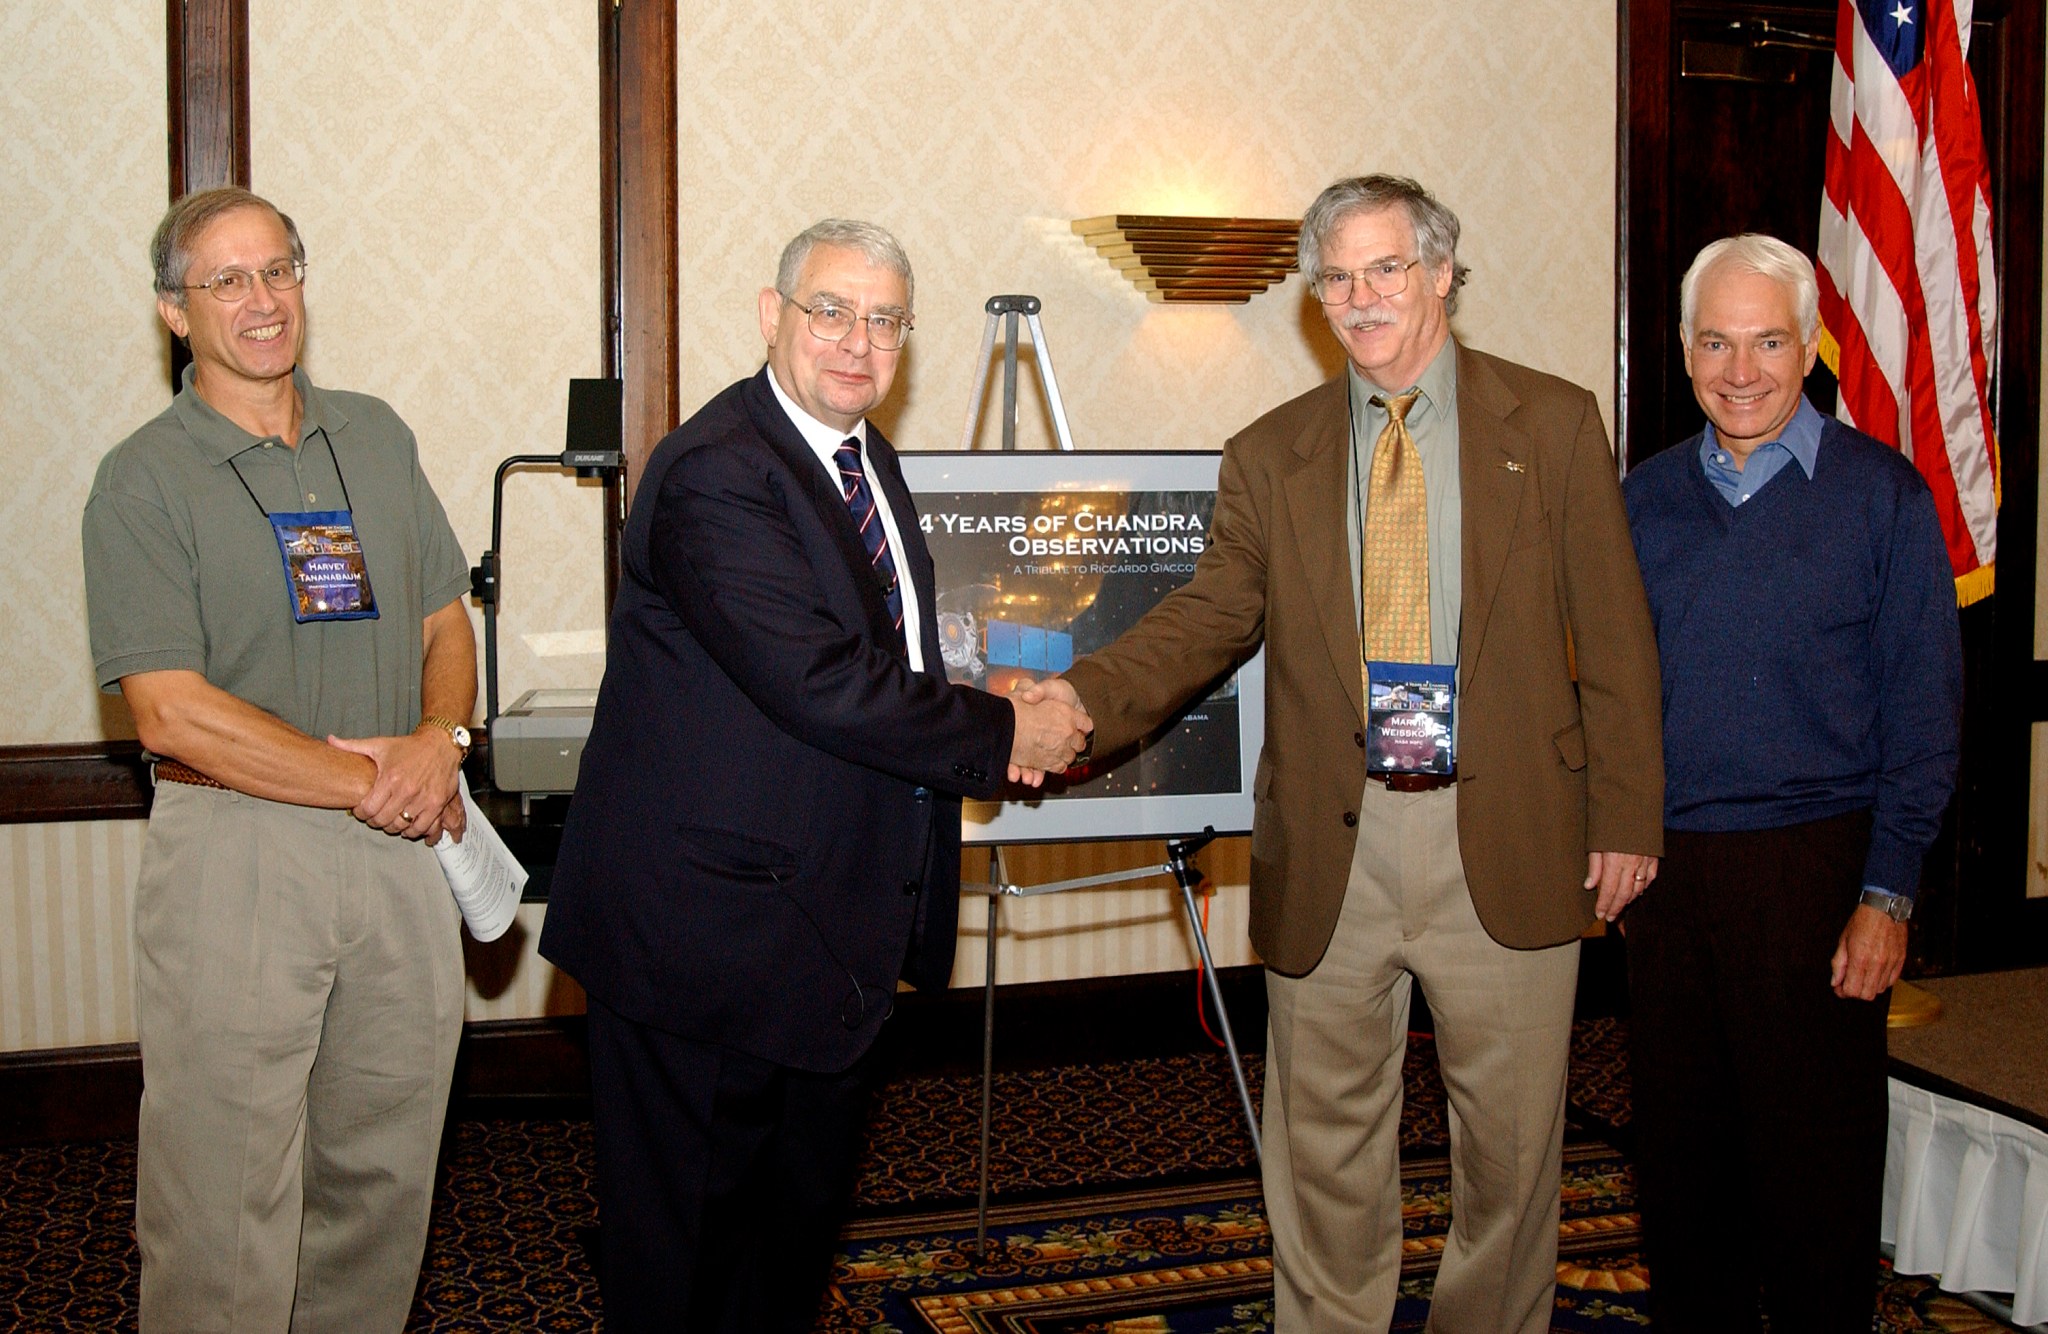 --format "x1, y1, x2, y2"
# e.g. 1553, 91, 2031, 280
151, 187, 305, 308
1679, 233, 1820, 345
774, 218, 914, 309
1298, 175, 1470, 313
